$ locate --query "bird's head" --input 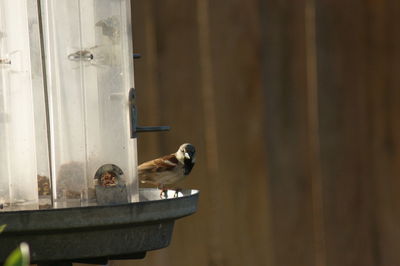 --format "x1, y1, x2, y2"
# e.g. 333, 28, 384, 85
176, 143, 196, 164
